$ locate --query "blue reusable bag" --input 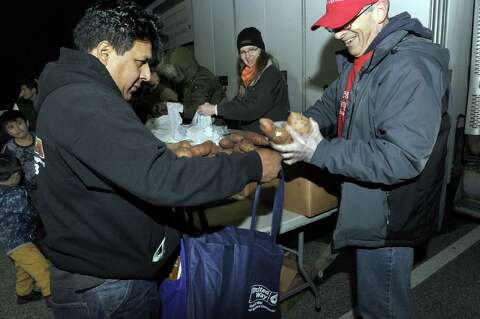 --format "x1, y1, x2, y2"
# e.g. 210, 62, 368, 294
159, 239, 188, 319
185, 174, 284, 319
160, 173, 285, 319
